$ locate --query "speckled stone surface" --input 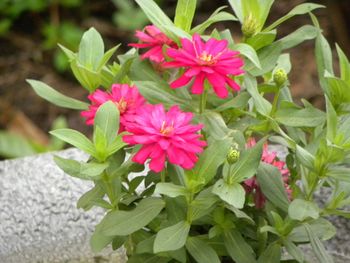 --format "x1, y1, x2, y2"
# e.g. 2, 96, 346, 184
0, 148, 126, 263
0, 147, 349, 262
